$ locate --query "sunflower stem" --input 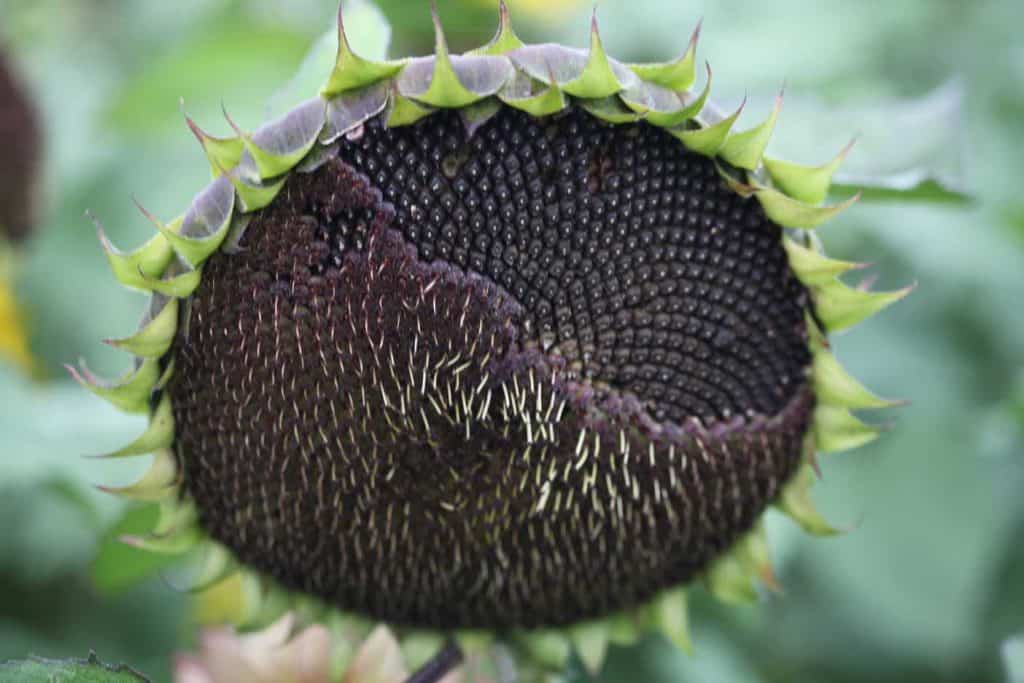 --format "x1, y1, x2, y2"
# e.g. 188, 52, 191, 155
404, 639, 463, 683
